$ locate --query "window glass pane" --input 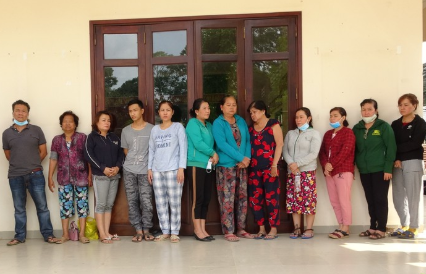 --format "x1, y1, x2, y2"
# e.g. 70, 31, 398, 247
153, 64, 188, 125
201, 28, 237, 54
153, 31, 187, 57
104, 67, 138, 135
252, 26, 288, 53
202, 62, 237, 122
104, 34, 138, 59
253, 60, 288, 133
